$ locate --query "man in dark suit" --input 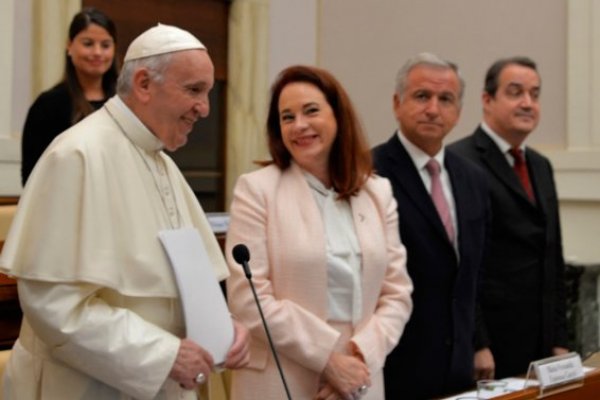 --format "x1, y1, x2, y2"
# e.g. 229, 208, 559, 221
449, 56, 569, 380
373, 53, 491, 399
